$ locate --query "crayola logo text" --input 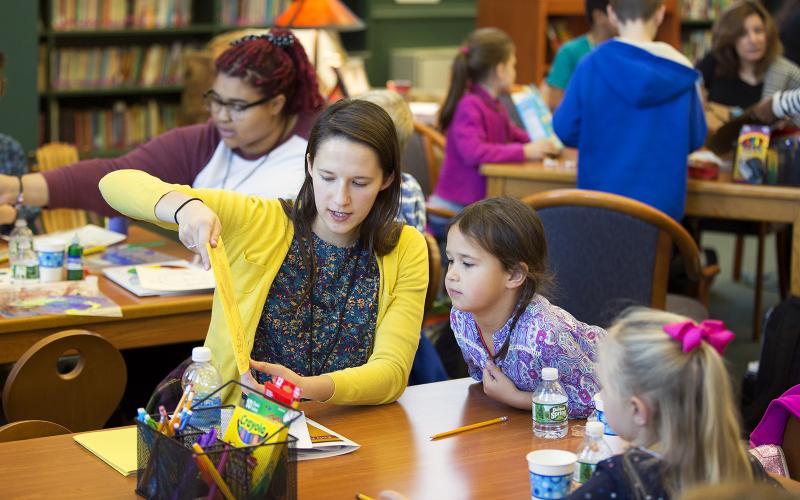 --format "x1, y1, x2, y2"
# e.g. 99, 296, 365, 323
238, 414, 267, 436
